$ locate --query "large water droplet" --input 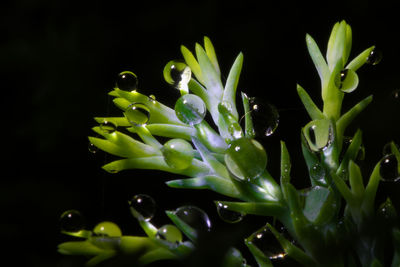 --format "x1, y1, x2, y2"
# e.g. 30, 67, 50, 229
174, 205, 211, 233
309, 163, 327, 186
174, 94, 206, 125
224, 137, 267, 181
129, 194, 156, 221
216, 202, 245, 223
116, 71, 138, 91
100, 121, 117, 134
340, 136, 365, 162
337, 69, 359, 93
303, 119, 333, 152
247, 97, 279, 137
248, 226, 286, 260
161, 138, 194, 170
366, 48, 382, 65
60, 210, 85, 233
380, 154, 399, 182
156, 224, 183, 244
124, 103, 150, 126
163, 60, 191, 92
93, 221, 122, 237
